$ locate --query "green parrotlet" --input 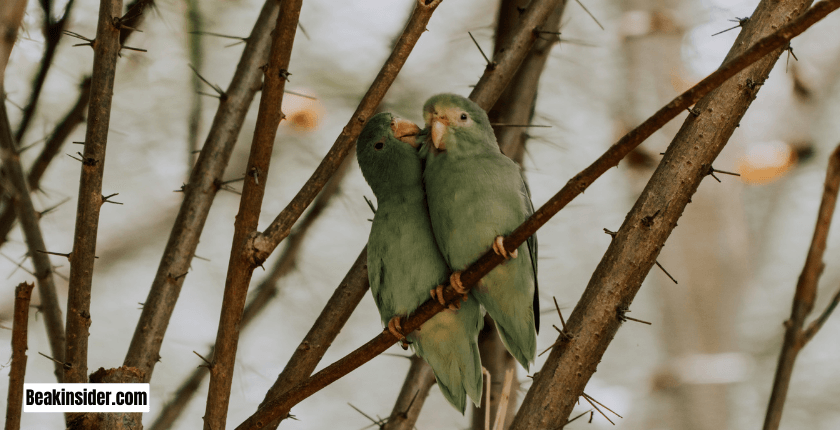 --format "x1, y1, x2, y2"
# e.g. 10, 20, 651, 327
420, 93, 539, 370
357, 112, 484, 413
